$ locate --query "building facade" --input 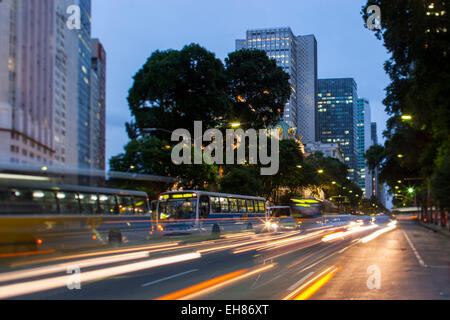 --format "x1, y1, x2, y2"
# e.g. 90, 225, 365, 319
317, 78, 358, 181
356, 98, 373, 198
236, 27, 317, 142
304, 142, 345, 163
0, 0, 105, 172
